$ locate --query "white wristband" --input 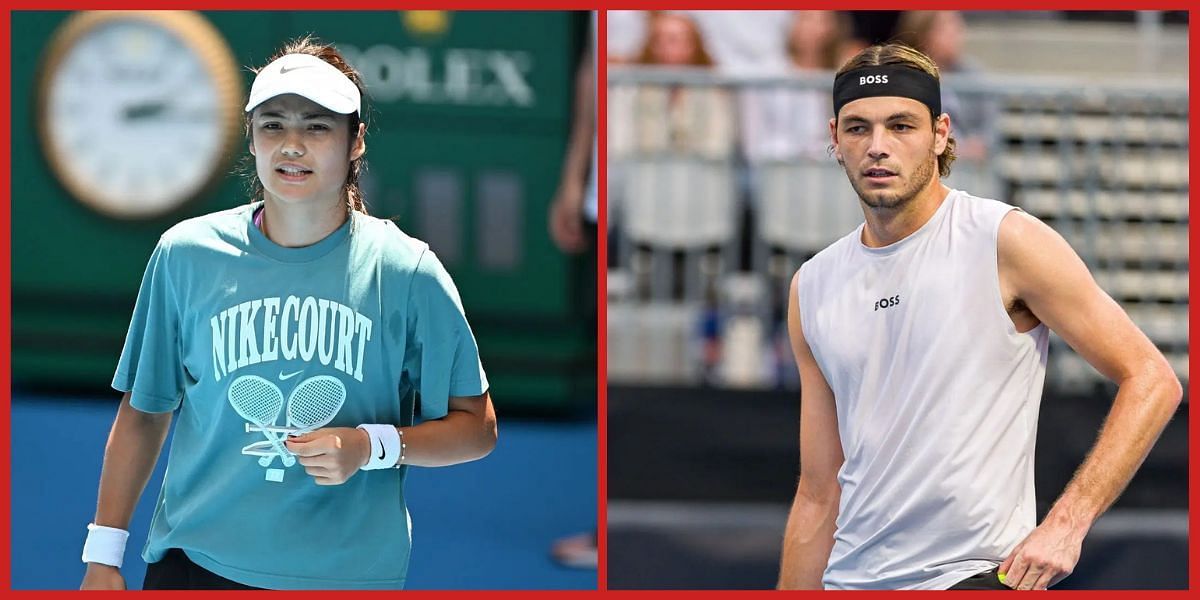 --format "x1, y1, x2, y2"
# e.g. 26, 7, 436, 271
82, 523, 129, 568
357, 424, 404, 470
